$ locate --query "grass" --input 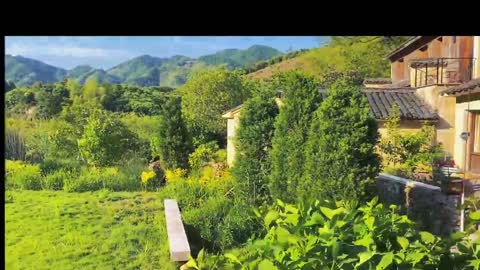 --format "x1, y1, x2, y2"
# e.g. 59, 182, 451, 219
246, 46, 346, 80
5, 190, 177, 270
